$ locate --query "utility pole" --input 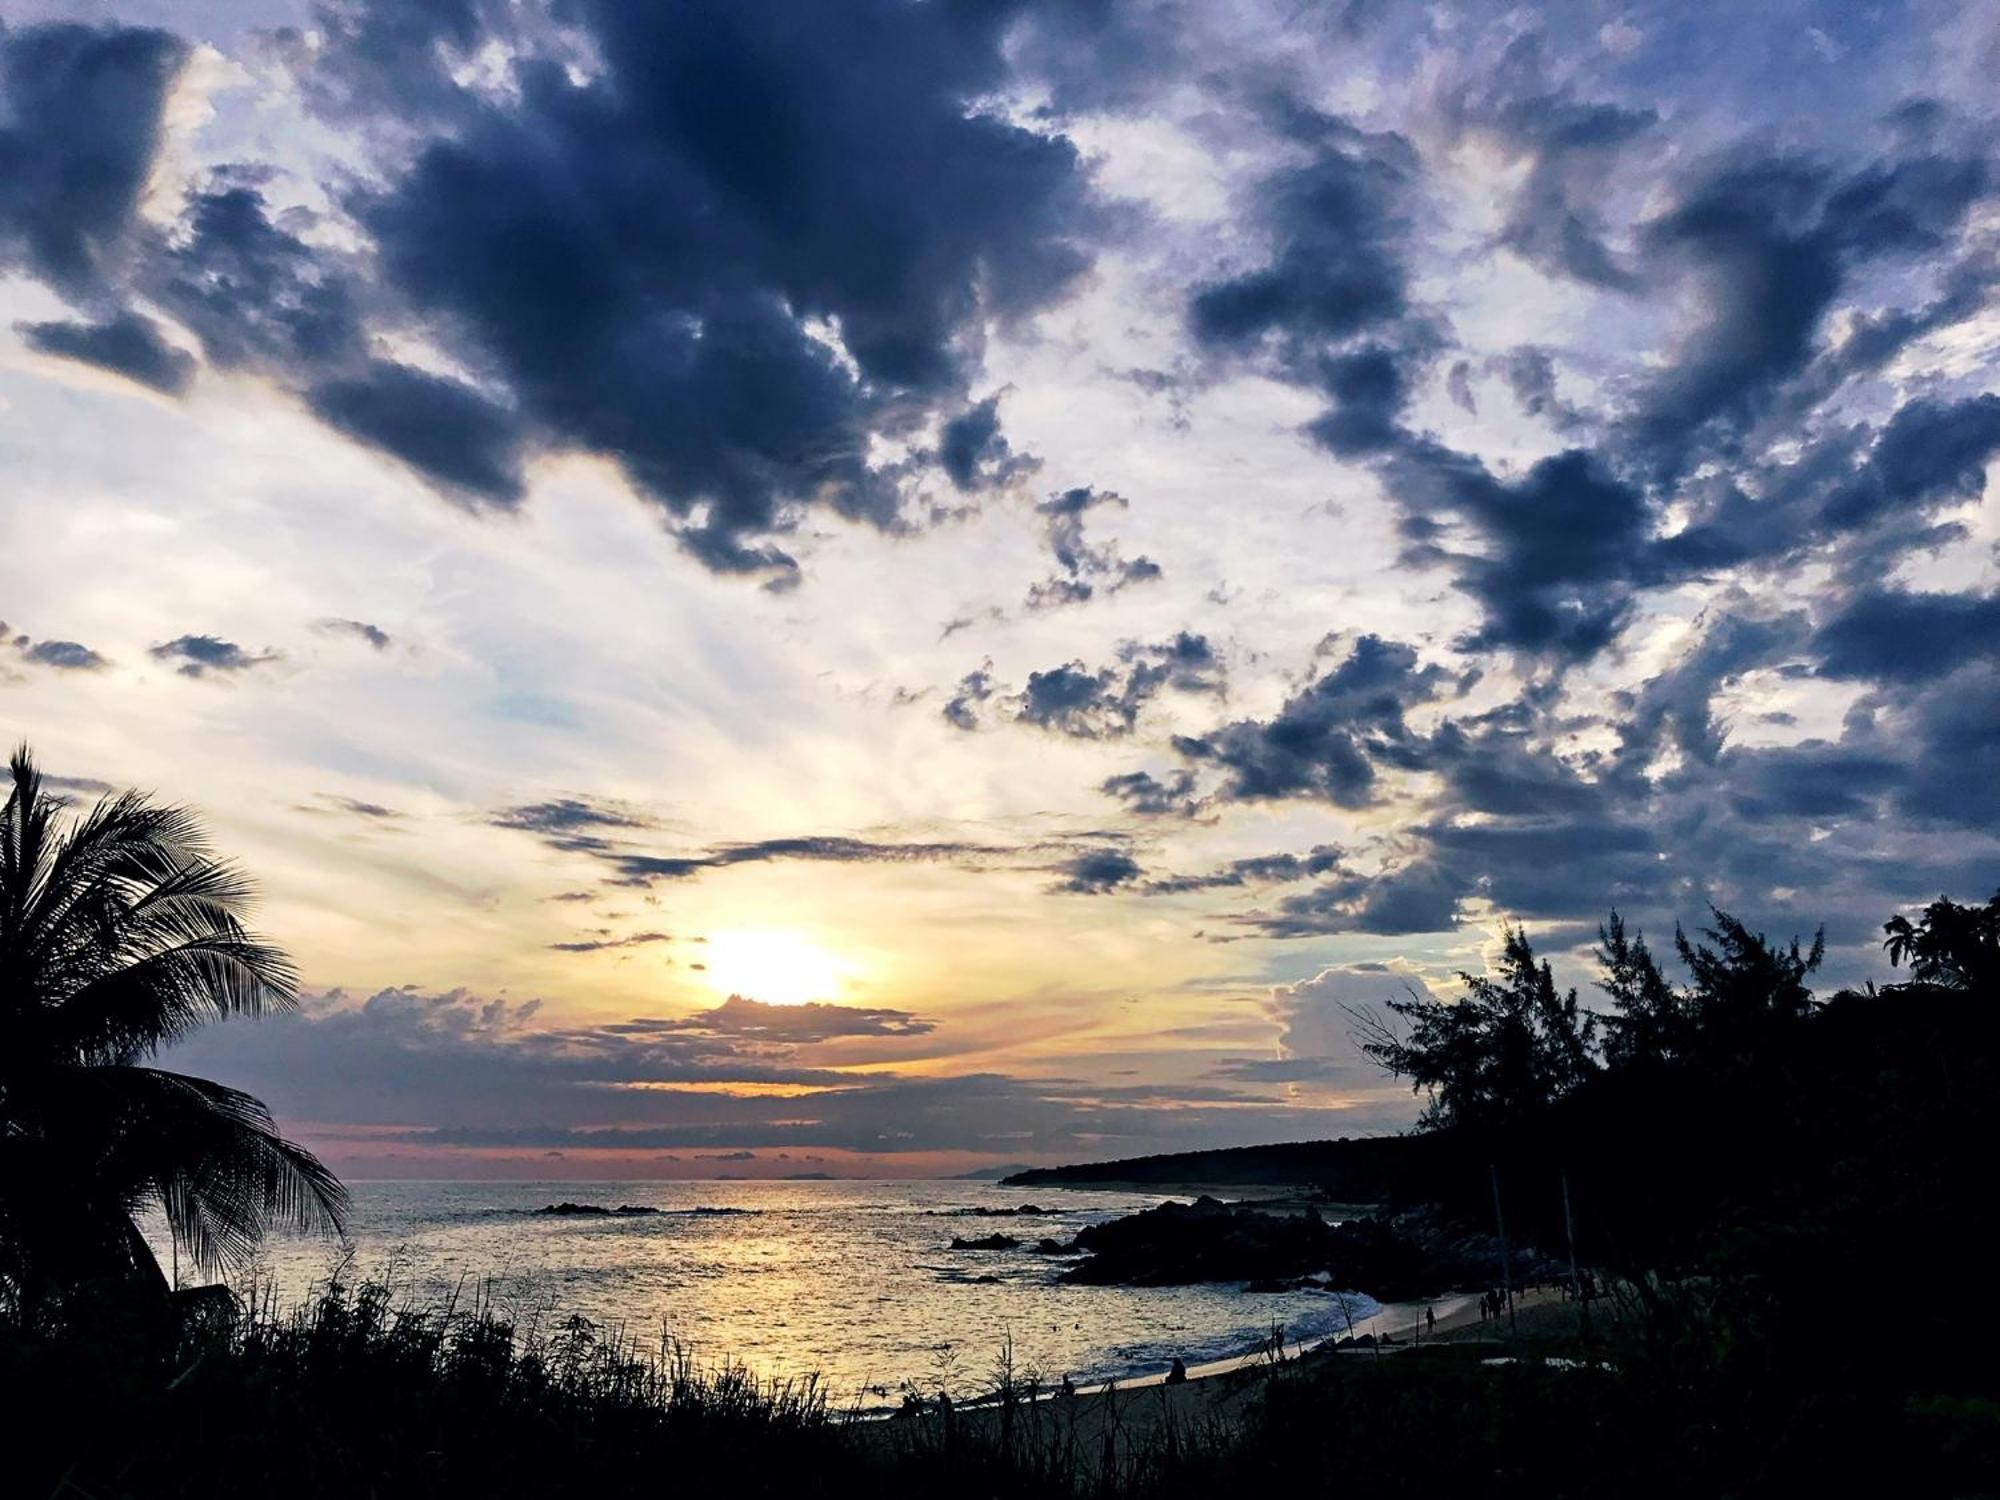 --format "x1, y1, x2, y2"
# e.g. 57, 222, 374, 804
1562, 1170, 1590, 1340
1491, 1163, 1517, 1337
